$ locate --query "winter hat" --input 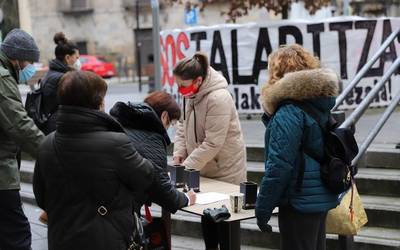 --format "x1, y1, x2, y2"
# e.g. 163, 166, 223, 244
1, 29, 40, 62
